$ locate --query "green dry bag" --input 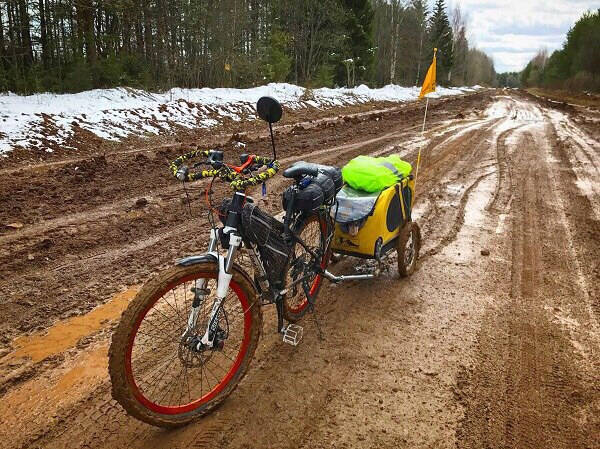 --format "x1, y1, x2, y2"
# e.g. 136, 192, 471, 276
342, 155, 412, 193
